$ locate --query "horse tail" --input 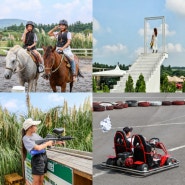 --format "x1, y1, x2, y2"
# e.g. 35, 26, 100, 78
78, 68, 84, 78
